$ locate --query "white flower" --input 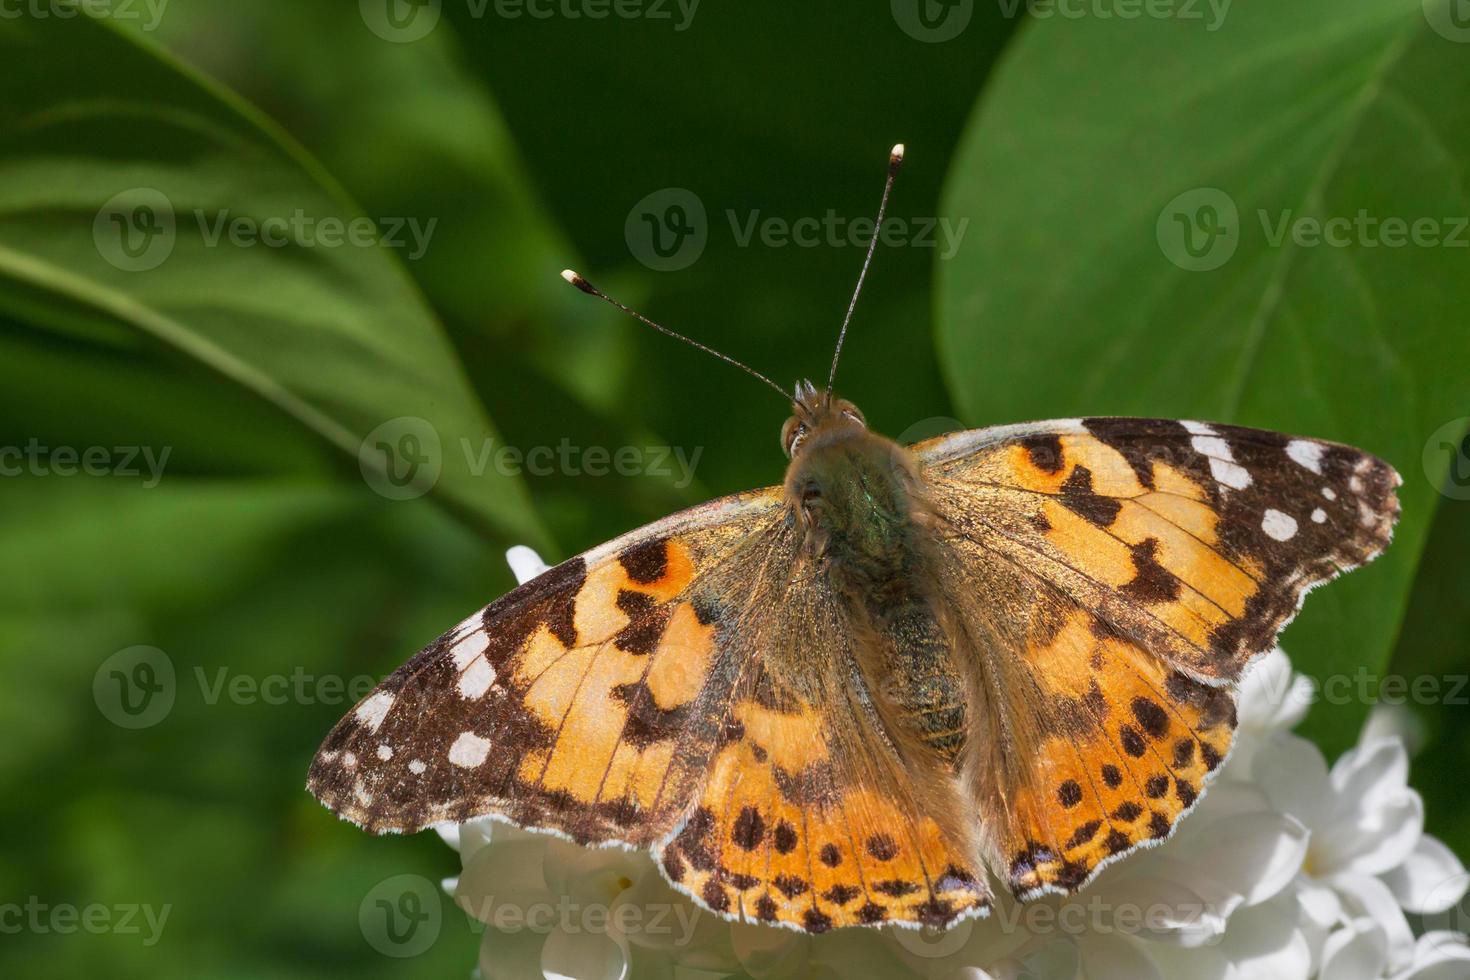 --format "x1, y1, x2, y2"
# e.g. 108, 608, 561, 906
436, 550, 1468, 980
1251, 698, 1469, 979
